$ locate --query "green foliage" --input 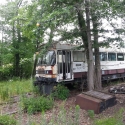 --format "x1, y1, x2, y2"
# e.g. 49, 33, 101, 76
0, 0, 124, 89
87, 110, 95, 119
52, 84, 70, 100
39, 104, 80, 125
0, 64, 13, 81
74, 105, 80, 125
0, 115, 17, 125
19, 58, 33, 78
22, 96, 54, 114
94, 117, 123, 125
0, 79, 33, 102
32, 85, 40, 95
94, 108, 124, 125
0, 87, 9, 101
